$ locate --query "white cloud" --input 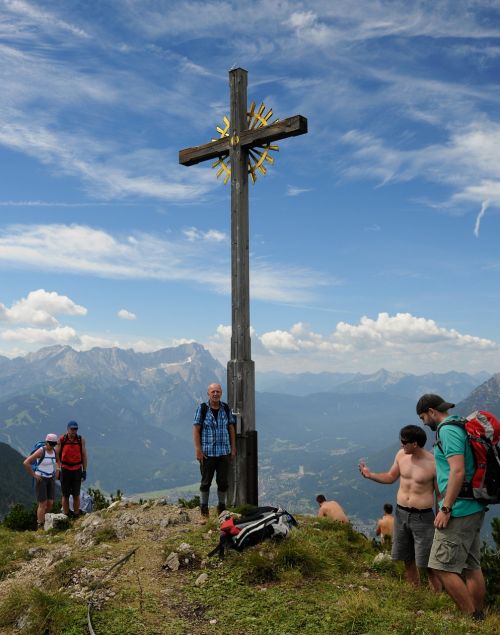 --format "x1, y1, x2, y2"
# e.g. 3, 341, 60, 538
205, 313, 500, 374
0, 224, 330, 304
117, 309, 137, 321
0, 289, 87, 327
1, 325, 79, 345
183, 227, 227, 242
